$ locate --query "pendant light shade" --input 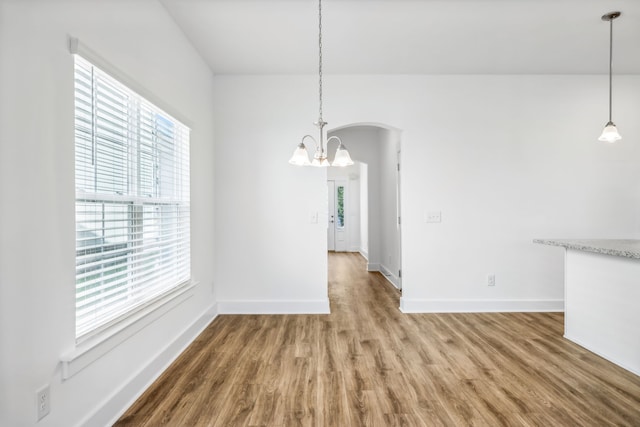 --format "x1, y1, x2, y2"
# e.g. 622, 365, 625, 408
598, 121, 622, 143
289, 0, 355, 167
599, 11, 622, 143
